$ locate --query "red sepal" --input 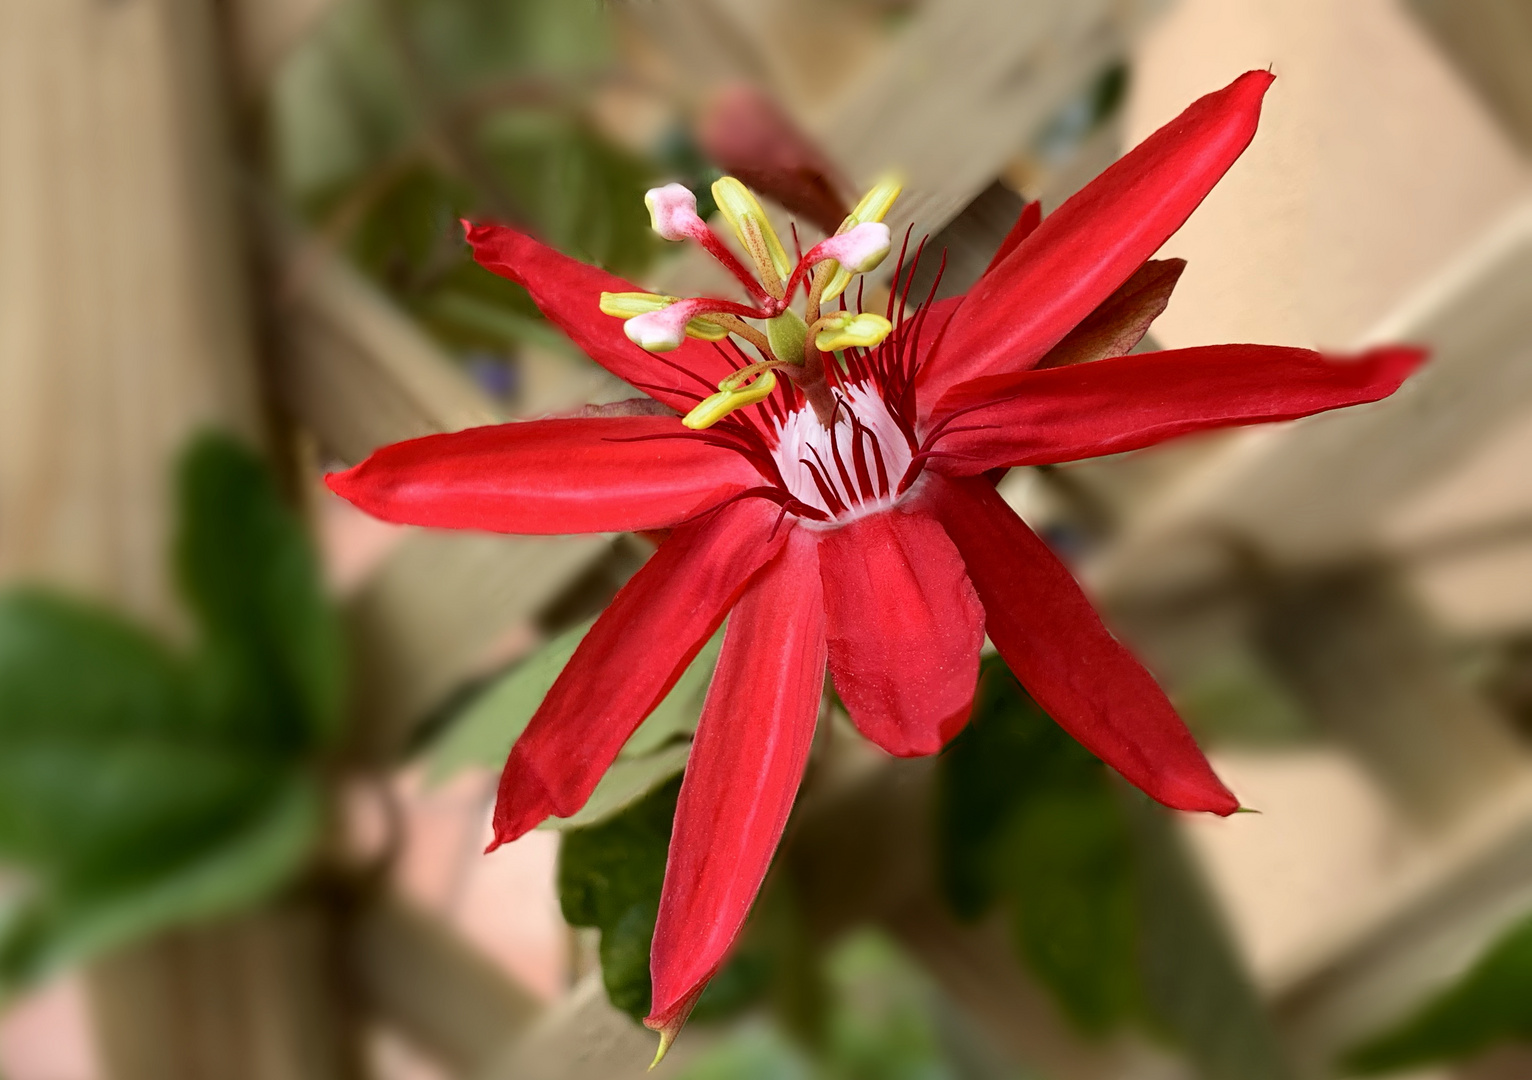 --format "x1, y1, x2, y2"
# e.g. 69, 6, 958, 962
920, 70, 1274, 402
489, 498, 792, 844
646, 525, 826, 1037
326, 416, 763, 535
930, 345, 1425, 474
929, 475, 1237, 815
